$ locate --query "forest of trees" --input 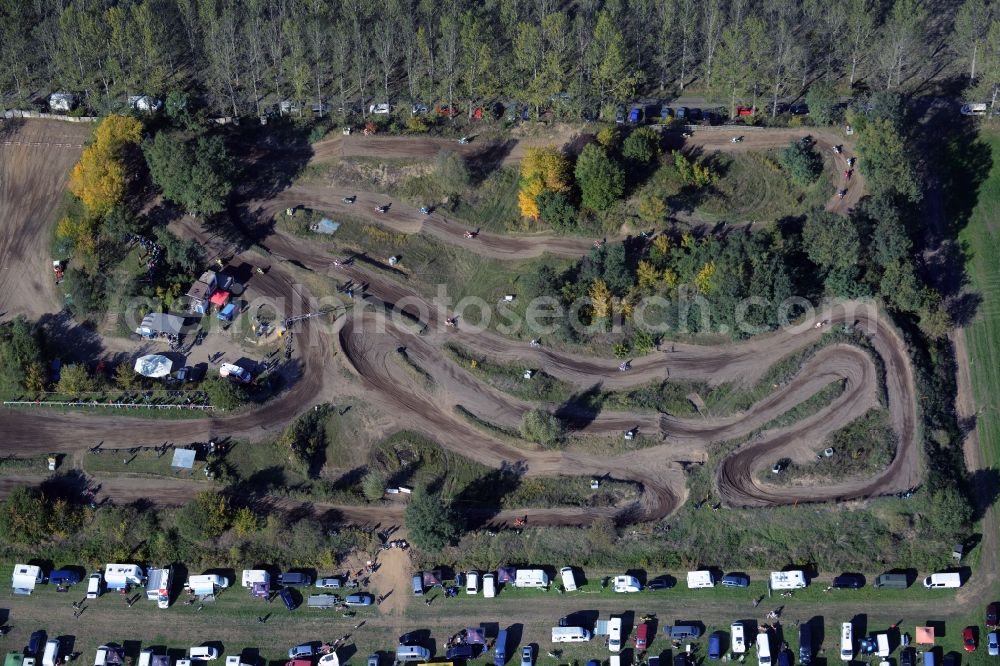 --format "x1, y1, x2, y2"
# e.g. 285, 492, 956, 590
1, 0, 998, 119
